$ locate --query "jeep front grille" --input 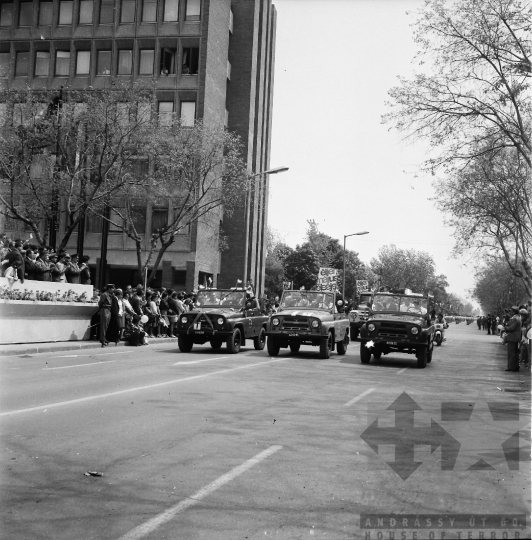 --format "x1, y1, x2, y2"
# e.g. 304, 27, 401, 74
281, 317, 310, 331
379, 322, 409, 337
